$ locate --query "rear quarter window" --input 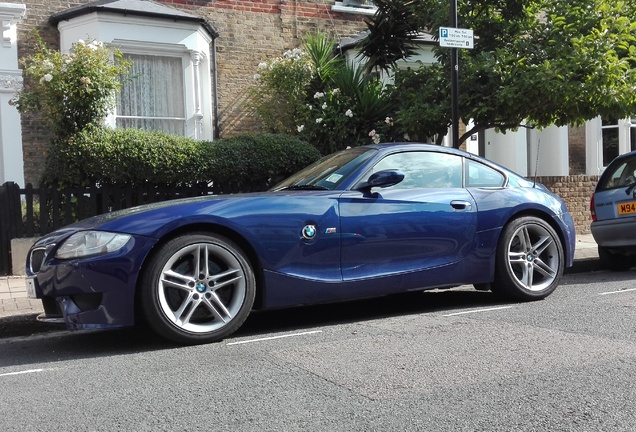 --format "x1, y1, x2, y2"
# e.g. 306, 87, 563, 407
467, 159, 505, 187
